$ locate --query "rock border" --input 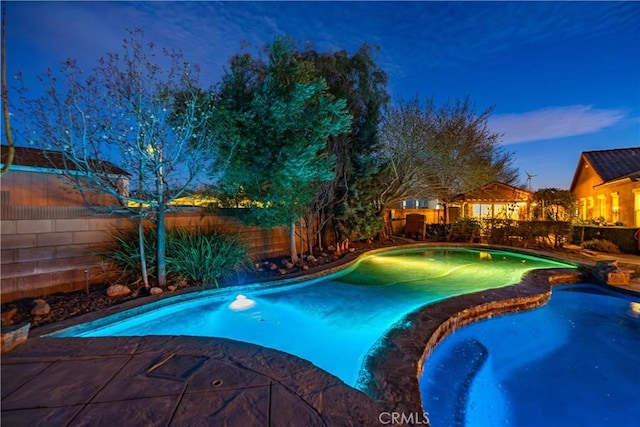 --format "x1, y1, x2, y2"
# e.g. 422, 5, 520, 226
361, 267, 587, 417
